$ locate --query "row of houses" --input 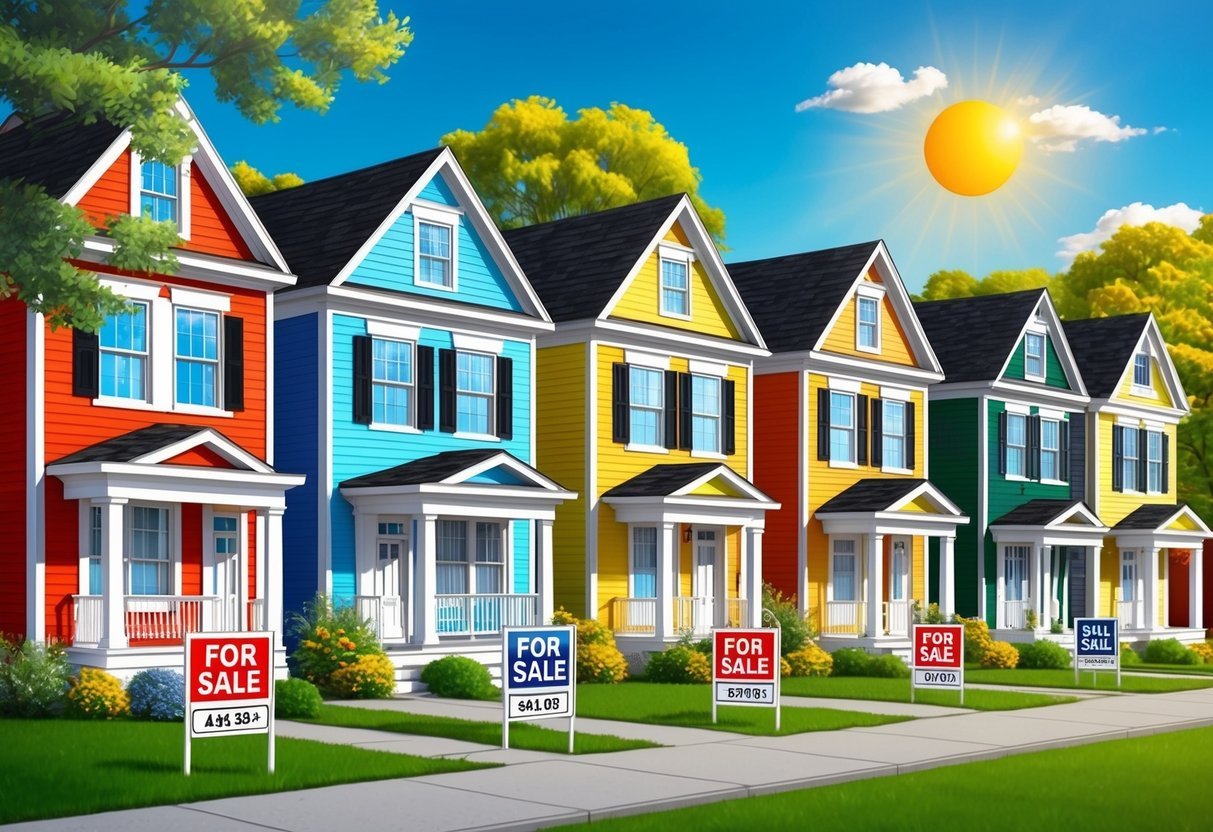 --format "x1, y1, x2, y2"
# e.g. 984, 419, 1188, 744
1, 100, 1207, 686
